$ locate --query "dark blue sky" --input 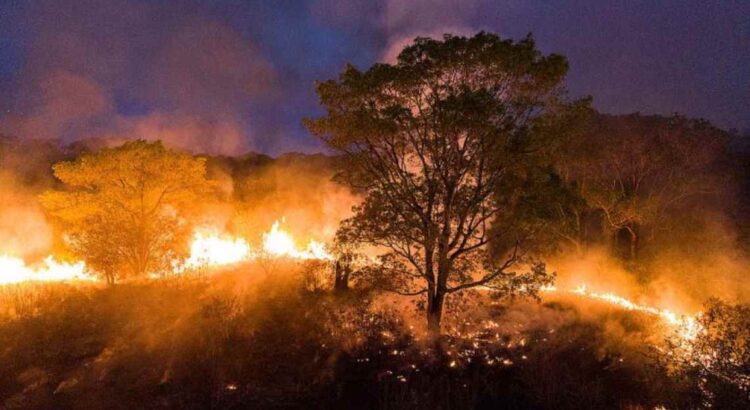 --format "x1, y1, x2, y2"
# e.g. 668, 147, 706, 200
0, 0, 748, 154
